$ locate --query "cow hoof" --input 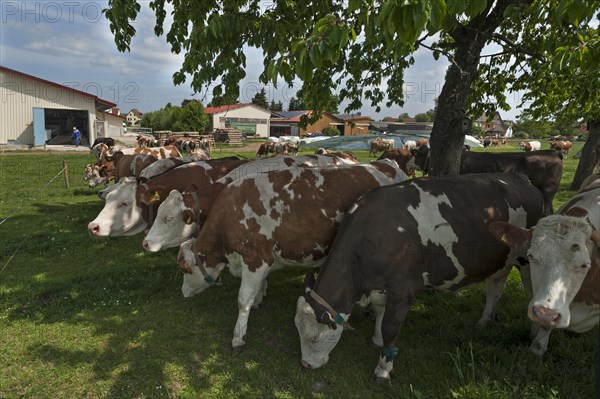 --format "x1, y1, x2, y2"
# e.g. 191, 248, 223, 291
231, 344, 246, 355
